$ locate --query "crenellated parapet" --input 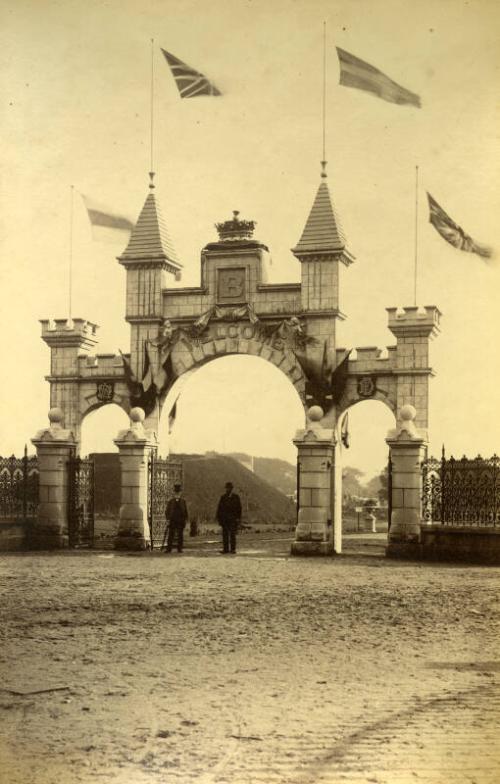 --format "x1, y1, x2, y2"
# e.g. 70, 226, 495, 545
387, 305, 441, 339
78, 353, 128, 377
40, 318, 99, 381
345, 346, 396, 370
40, 318, 99, 350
